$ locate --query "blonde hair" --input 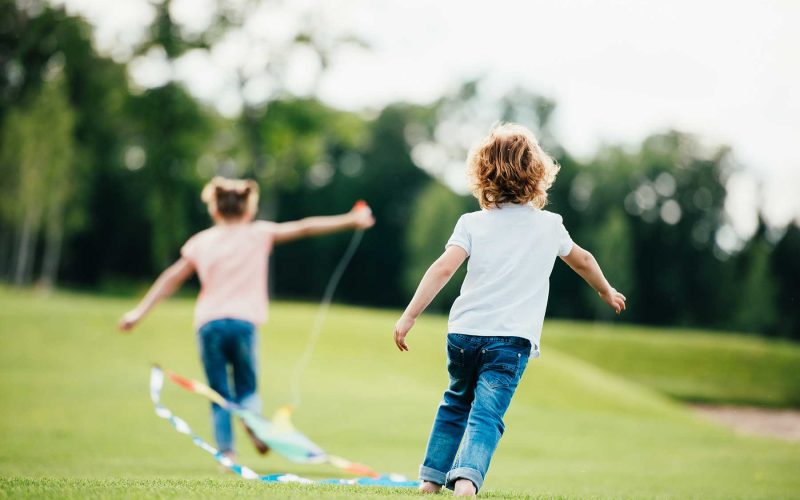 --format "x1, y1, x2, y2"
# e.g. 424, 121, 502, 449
201, 177, 259, 220
467, 123, 560, 209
